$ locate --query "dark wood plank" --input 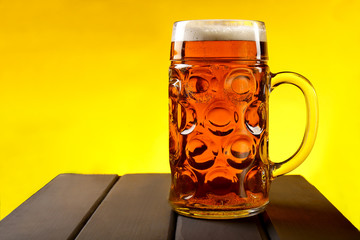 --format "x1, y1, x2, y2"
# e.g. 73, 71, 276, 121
265, 175, 360, 240
175, 214, 269, 240
0, 174, 118, 240
76, 174, 175, 240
